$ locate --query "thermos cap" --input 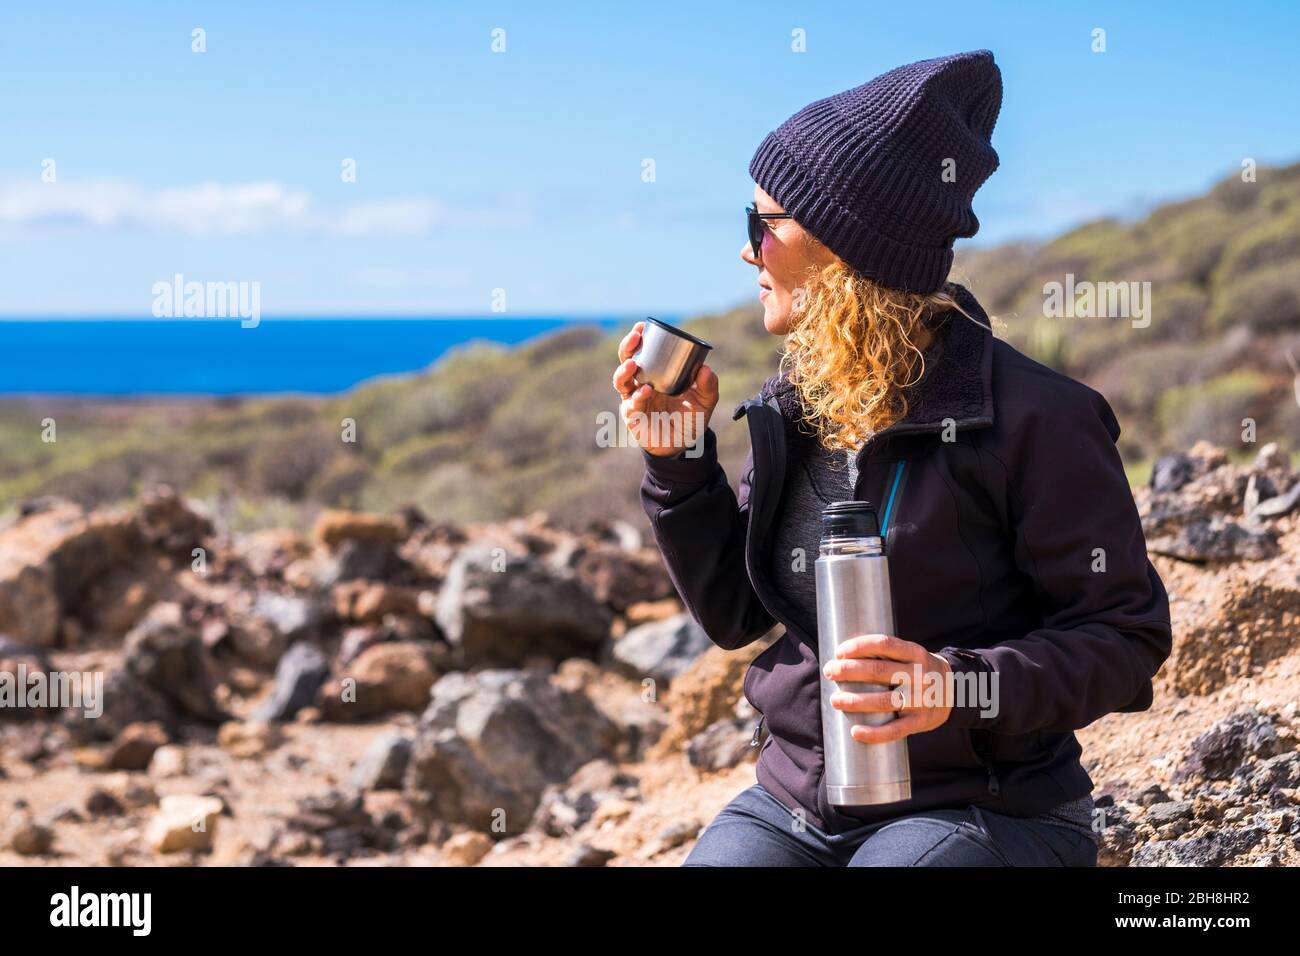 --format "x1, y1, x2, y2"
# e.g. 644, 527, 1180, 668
820, 500, 880, 539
